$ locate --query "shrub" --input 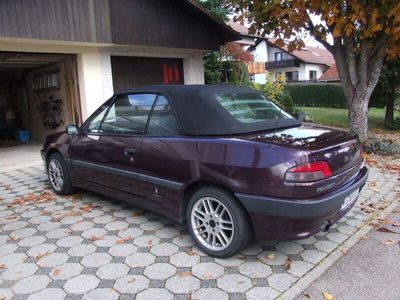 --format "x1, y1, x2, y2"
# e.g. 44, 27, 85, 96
364, 134, 400, 156
286, 83, 347, 108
